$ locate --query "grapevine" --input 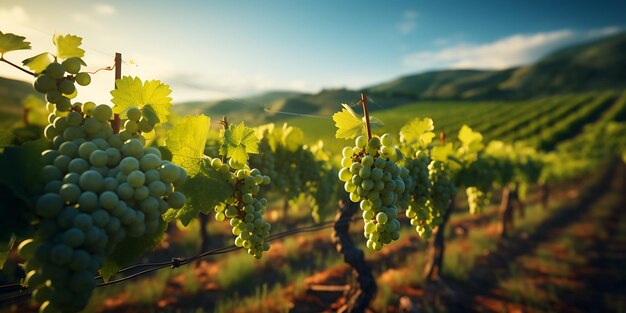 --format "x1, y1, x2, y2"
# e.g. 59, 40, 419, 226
334, 95, 409, 250
208, 156, 272, 259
